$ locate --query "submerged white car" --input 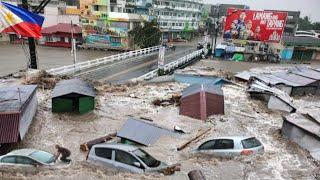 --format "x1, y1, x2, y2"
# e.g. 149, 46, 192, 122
87, 143, 169, 173
195, 136, 264, 157
0, 149, 56, 167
